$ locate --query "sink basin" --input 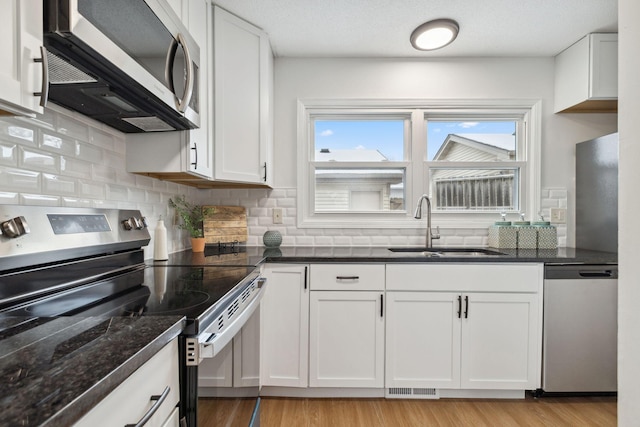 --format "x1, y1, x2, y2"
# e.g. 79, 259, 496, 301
388, 247, 506, 257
